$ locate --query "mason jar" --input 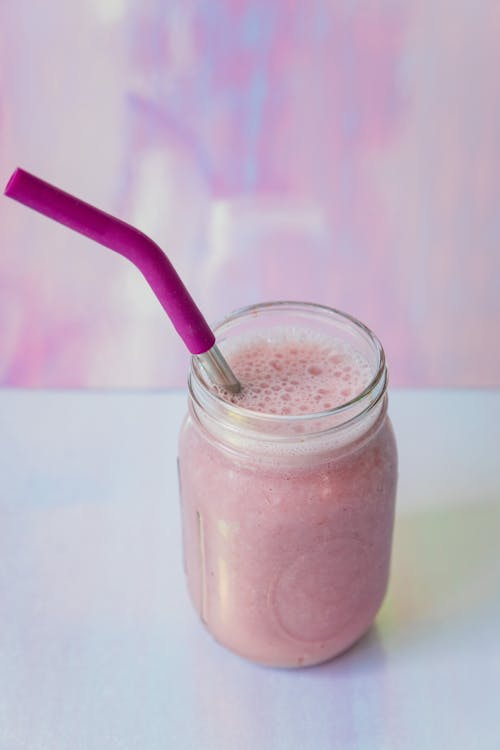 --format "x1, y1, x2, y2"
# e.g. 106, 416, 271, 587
177, 302, 398, 667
